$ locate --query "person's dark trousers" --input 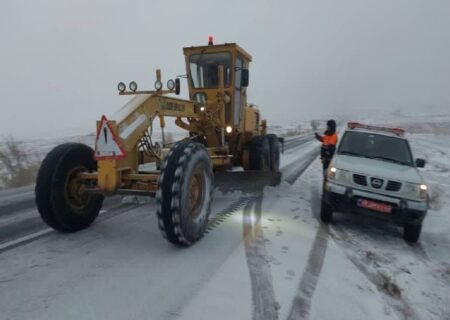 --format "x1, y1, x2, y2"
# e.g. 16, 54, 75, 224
322, 158, 332, 179
322, 158, 331, 171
